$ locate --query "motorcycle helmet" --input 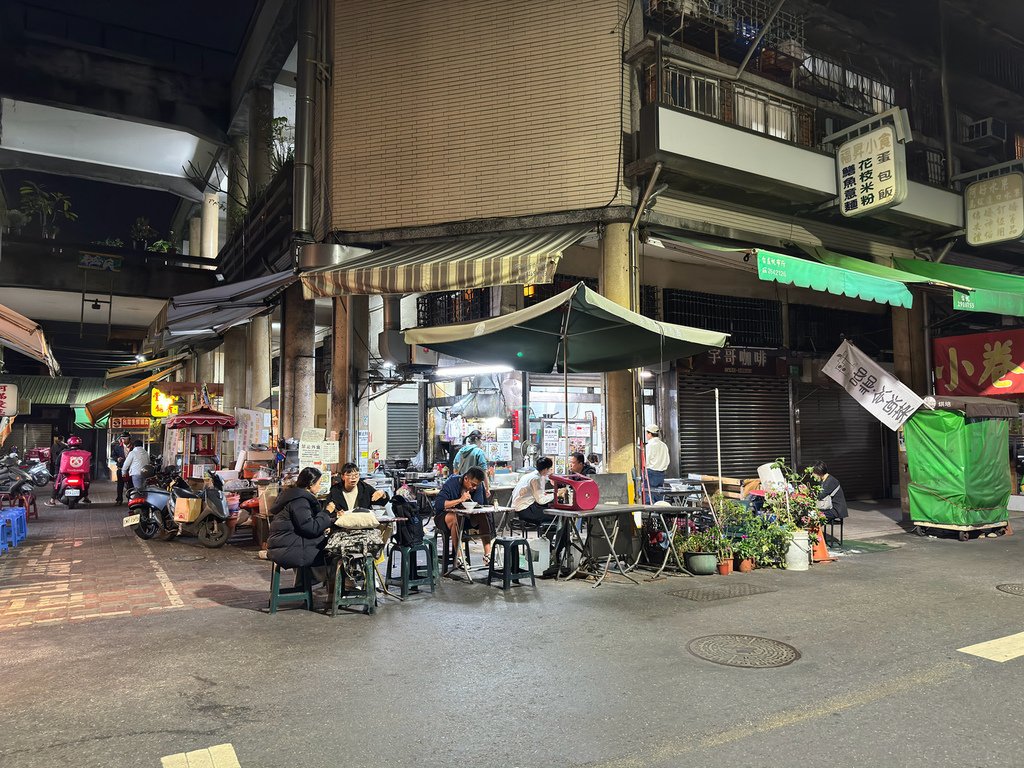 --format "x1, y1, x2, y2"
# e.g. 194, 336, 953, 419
67, 436, 83, 447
